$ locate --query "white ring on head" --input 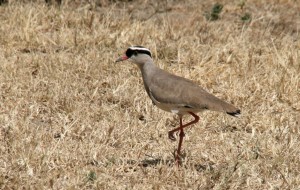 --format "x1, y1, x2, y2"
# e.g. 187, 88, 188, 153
129, 47, 150, 52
